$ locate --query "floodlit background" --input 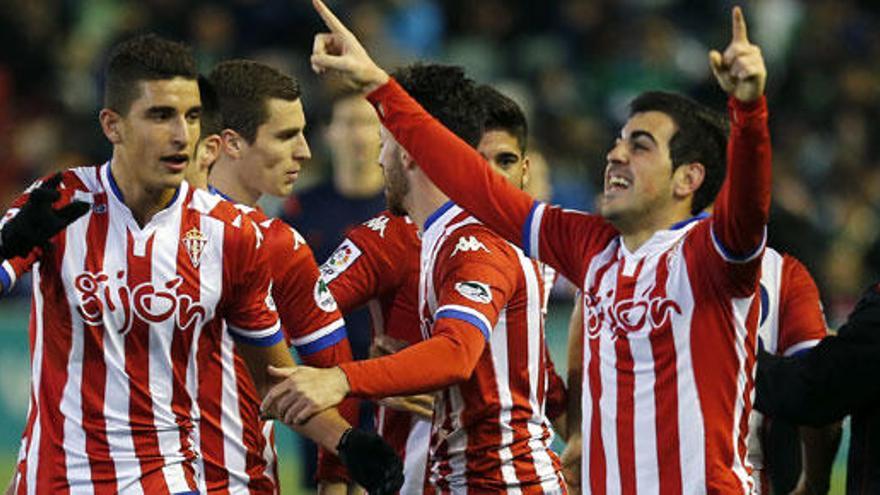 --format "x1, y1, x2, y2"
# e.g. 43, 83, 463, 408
3, 0, 879, 492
